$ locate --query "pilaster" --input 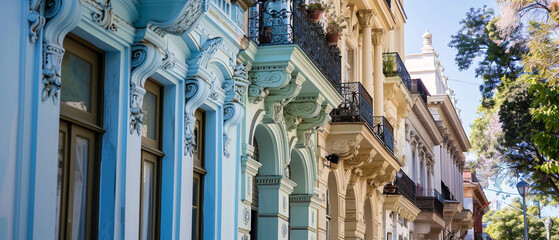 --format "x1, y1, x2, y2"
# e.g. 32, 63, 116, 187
256, 175, 297, 240
289, 194, 321, 240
